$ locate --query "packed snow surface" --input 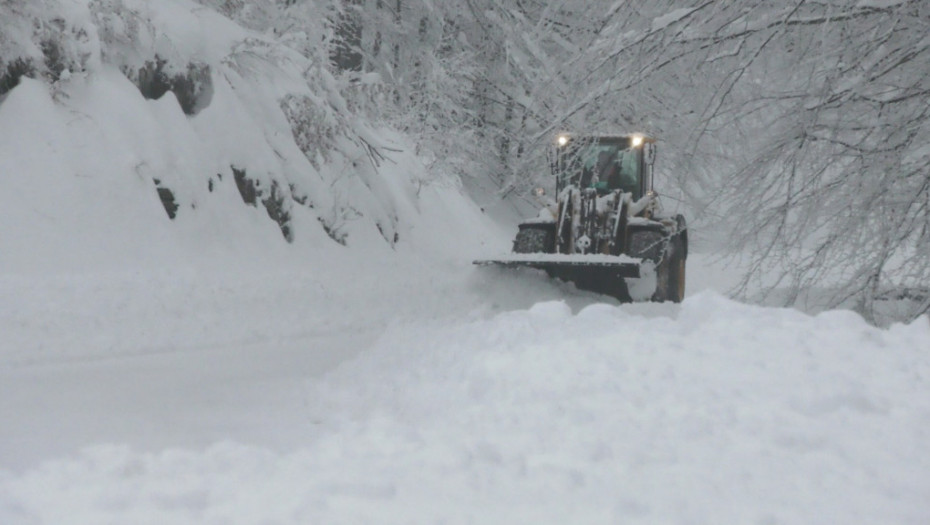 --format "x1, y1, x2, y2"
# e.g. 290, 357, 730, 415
2, 285, 928, 524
